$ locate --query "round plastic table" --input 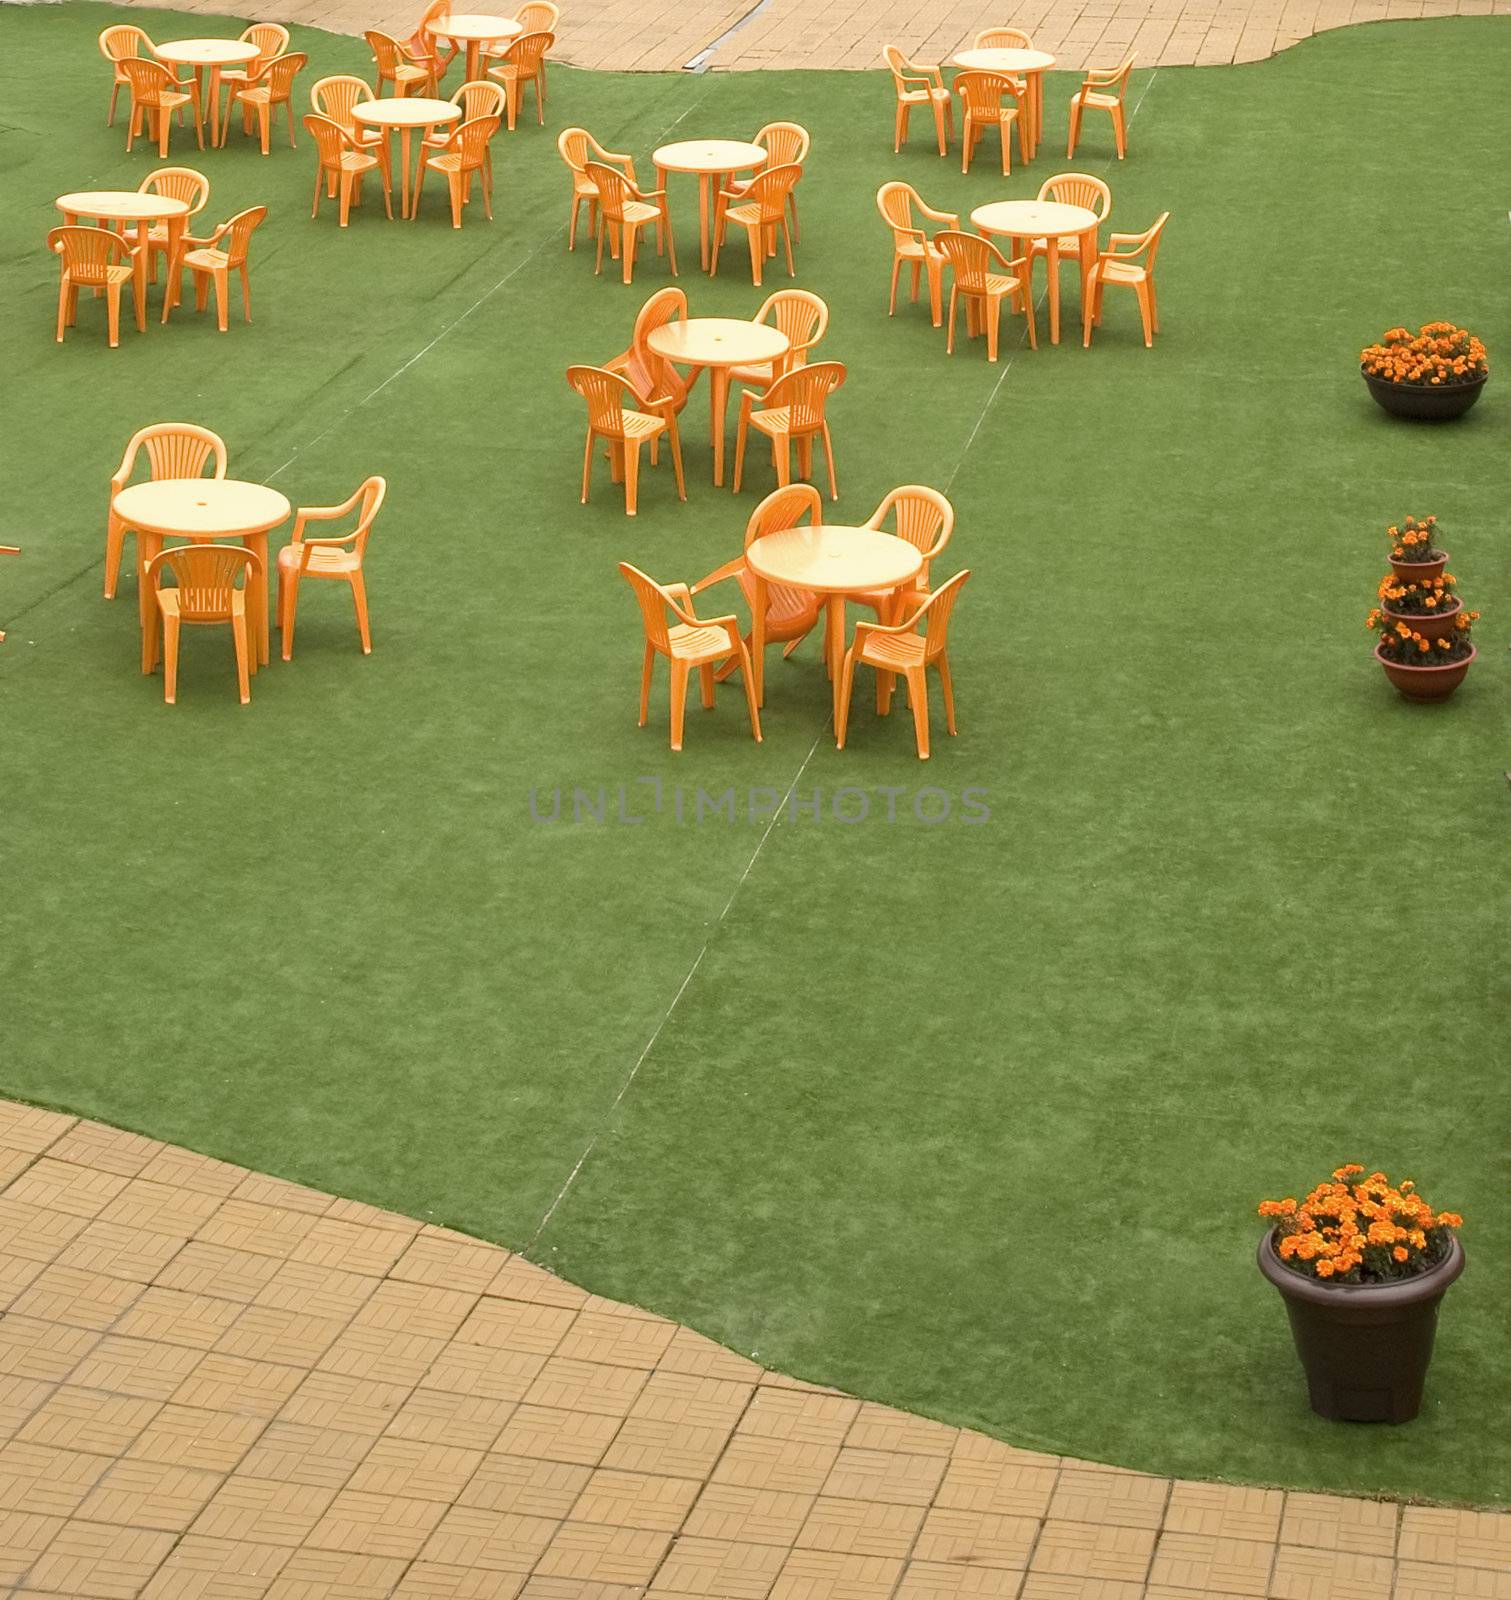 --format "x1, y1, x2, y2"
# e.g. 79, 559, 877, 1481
154, 38, 258, 147
57, 191, 191, 335
746, 525, 922, 720
972, 198, 1099, 344
951, 47, 1055, 159
652, 140, 768, 272
646, 317, 790, 488
353, 98, 462, 218
112, 479, 291, 666
427, 14, 520, 80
